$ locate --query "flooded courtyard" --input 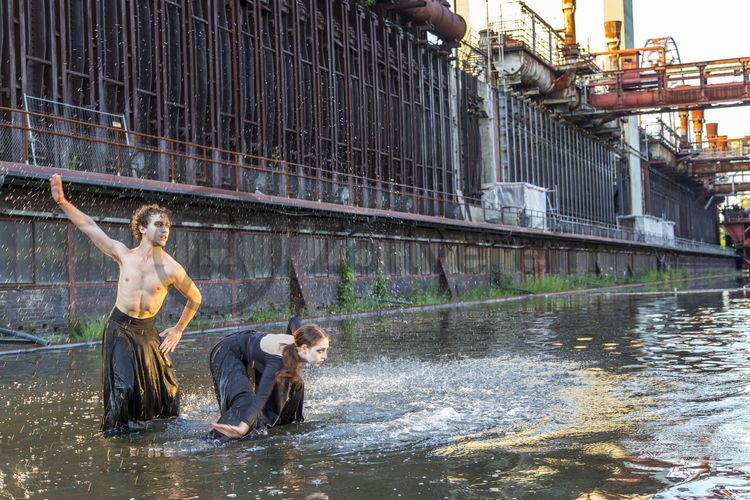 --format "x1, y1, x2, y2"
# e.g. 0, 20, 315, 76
2, 283, 750, 498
